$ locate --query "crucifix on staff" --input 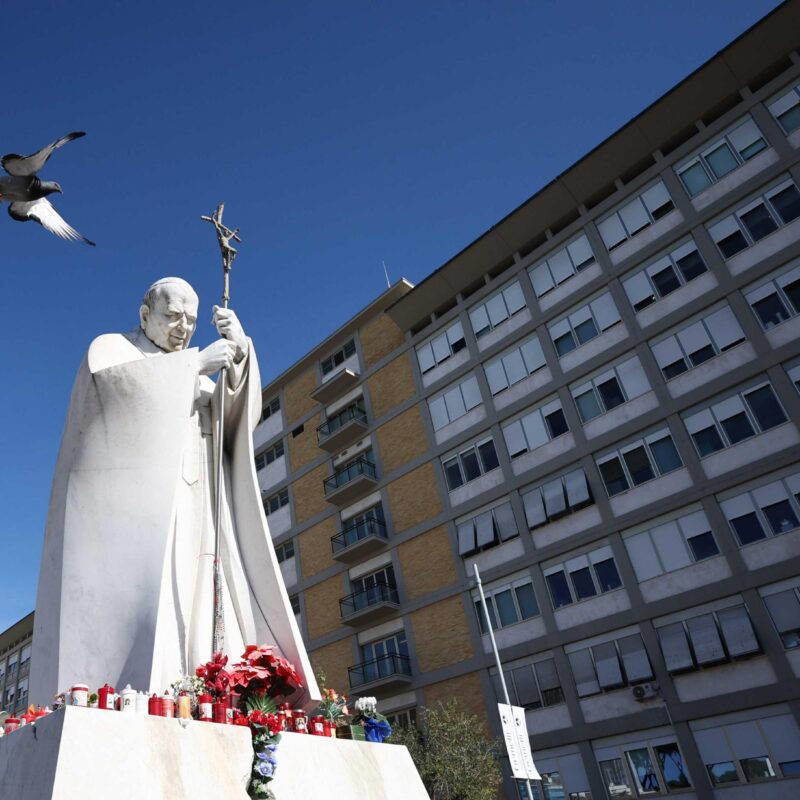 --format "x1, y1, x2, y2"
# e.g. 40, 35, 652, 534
202, 202, 243, 657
